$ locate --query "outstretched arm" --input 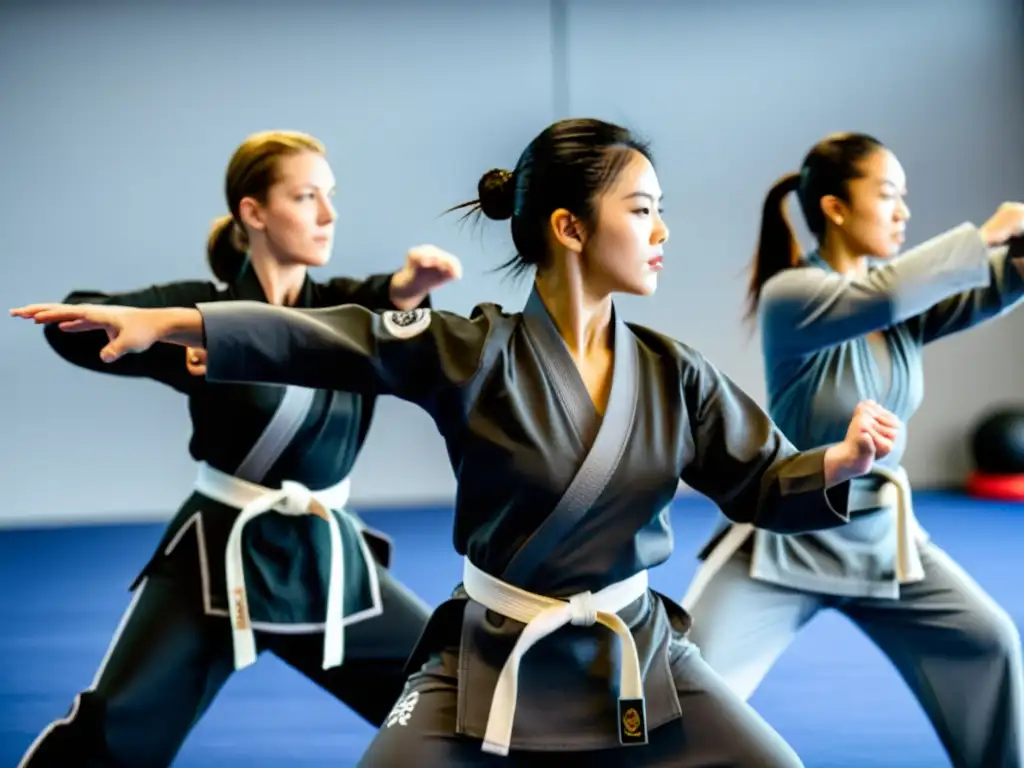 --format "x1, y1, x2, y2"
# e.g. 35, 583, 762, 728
761, 223, 991, 359
41, 281, 218, 392
911, 236, 1024, 344
198, 301, 491, 406
17, 245, 466, 387
12, 298, 499, 414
